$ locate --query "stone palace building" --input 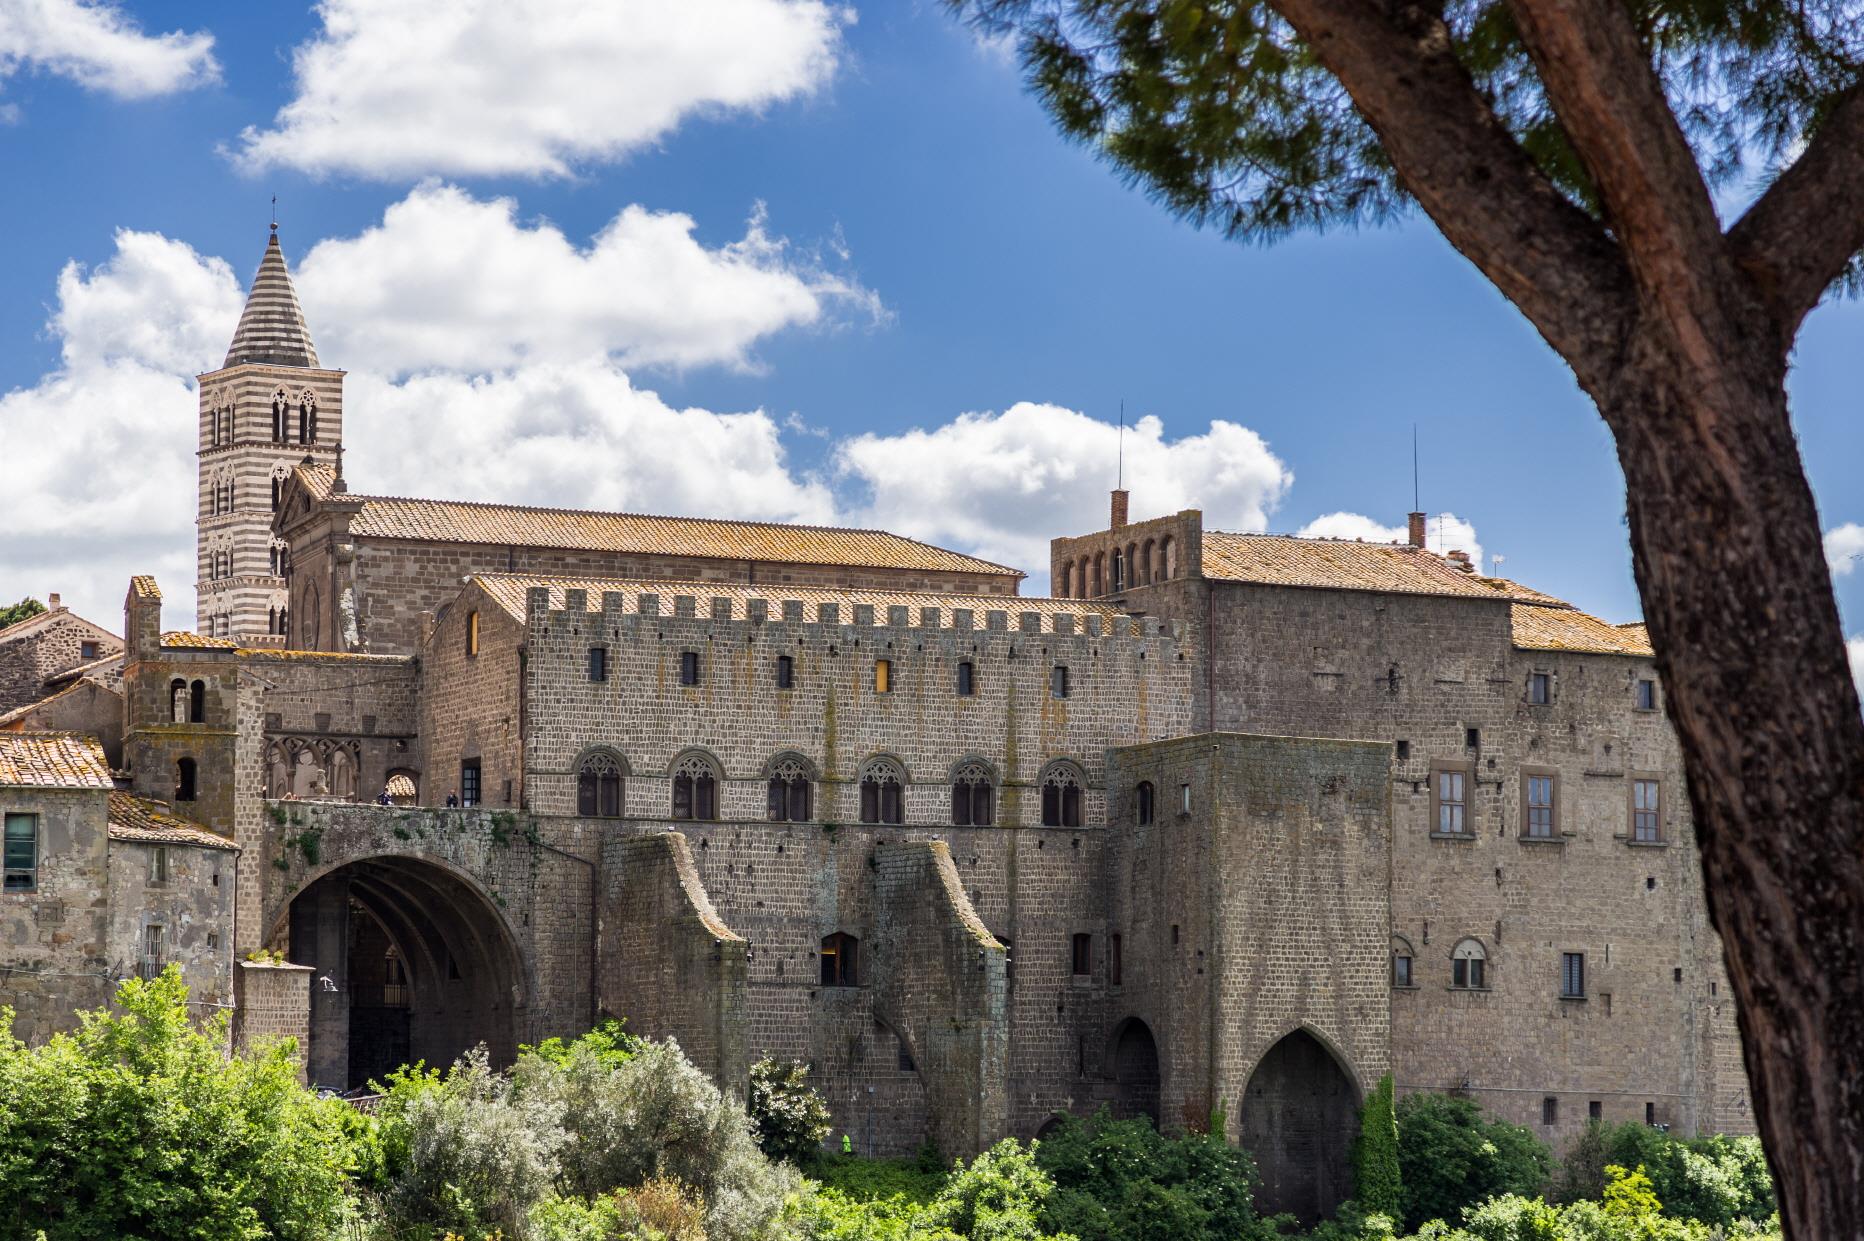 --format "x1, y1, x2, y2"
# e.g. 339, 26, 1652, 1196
0, 226, 1754, 1222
